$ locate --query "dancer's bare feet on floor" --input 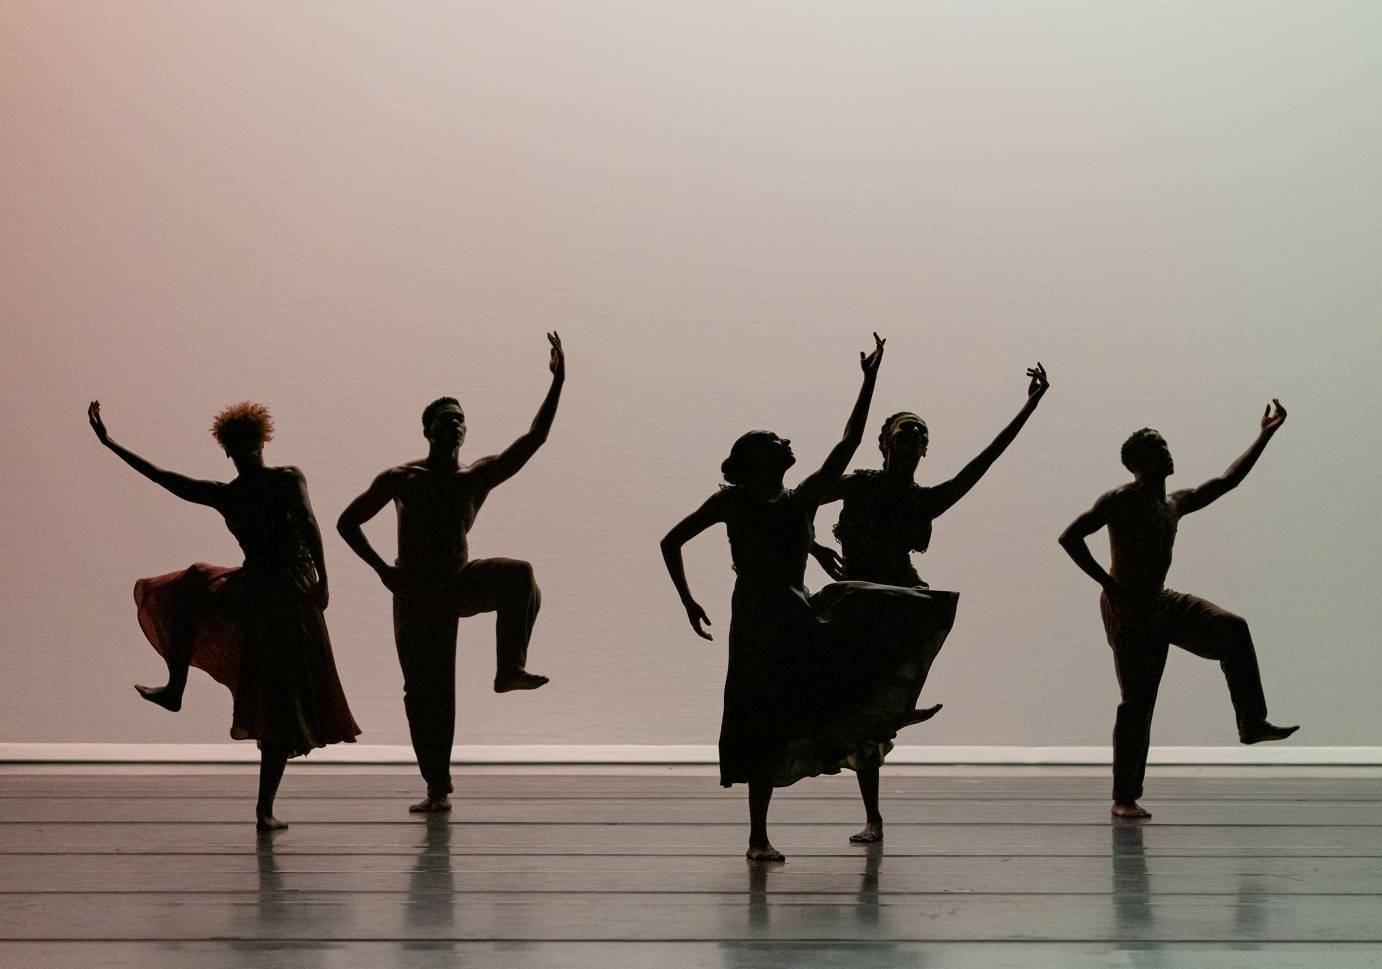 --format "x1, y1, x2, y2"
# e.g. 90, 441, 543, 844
1111, 801, 1151, 820
746, 842, 785, 863
1240, 721, 1299, 744
409, 795, 452, 814
256, 812, 288, 831
134, 684, 182, 712
494, 670, 549, 693
849, 820, 884, 844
